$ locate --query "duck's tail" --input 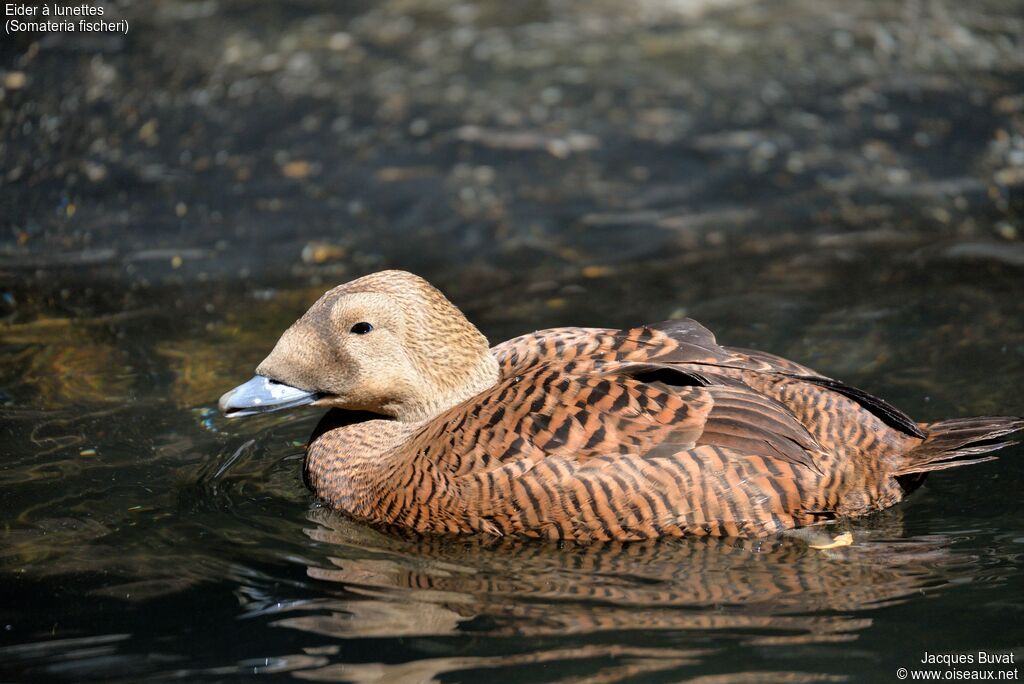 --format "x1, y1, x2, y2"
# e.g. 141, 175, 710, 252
893, 416, 1024, 492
